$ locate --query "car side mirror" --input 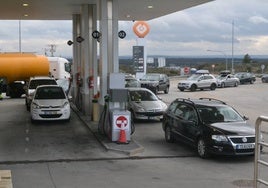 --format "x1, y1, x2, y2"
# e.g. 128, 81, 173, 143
68, 95, 73, 101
